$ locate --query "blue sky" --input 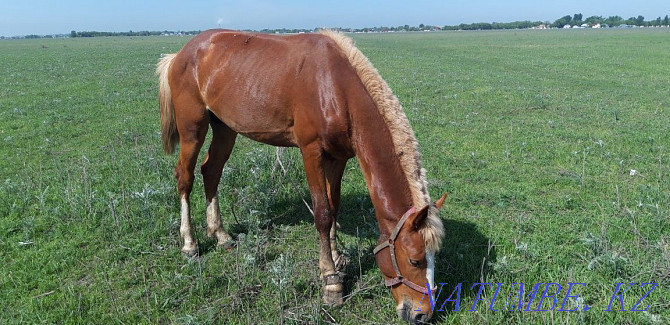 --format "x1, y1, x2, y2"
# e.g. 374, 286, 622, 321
1, 0, 668, 36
